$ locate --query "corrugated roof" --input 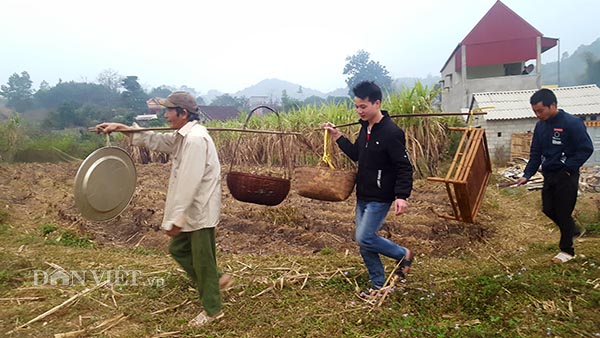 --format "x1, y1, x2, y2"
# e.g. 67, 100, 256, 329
474, 85, 600, 120
198, 105, 241, 121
